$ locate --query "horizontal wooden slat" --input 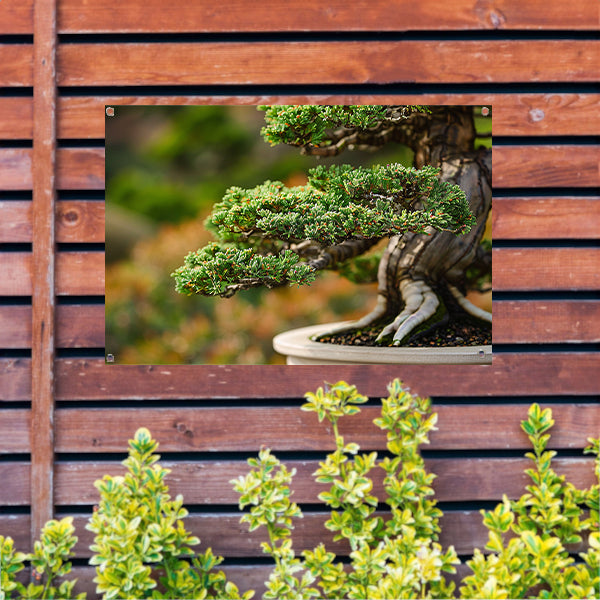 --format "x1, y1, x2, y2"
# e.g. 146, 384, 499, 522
0, 252, 104, 296
493, 197, 600, 239
56, 200, 105, 242
53, 404, 599, 453
0, 410, 30, 453
0, 149, 32, 190
0, 0, 33, 34
57, 41, 598, 86
494, 300, 600, 343
0, 93, 567, 138
0, 354, 594, 401
0, 45, 32, 86
0, 201, 32, 242
51, 457, 596, 506
493, 248, 600, 291
4, 0, 598, 35
55, 0, 599, 33
494, 145, 600, 188
0, 462, 30, 505
0, 304, 105, 349
0, 98, 33, 139
57, 148, 105, 189
0, 200, 104, 242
